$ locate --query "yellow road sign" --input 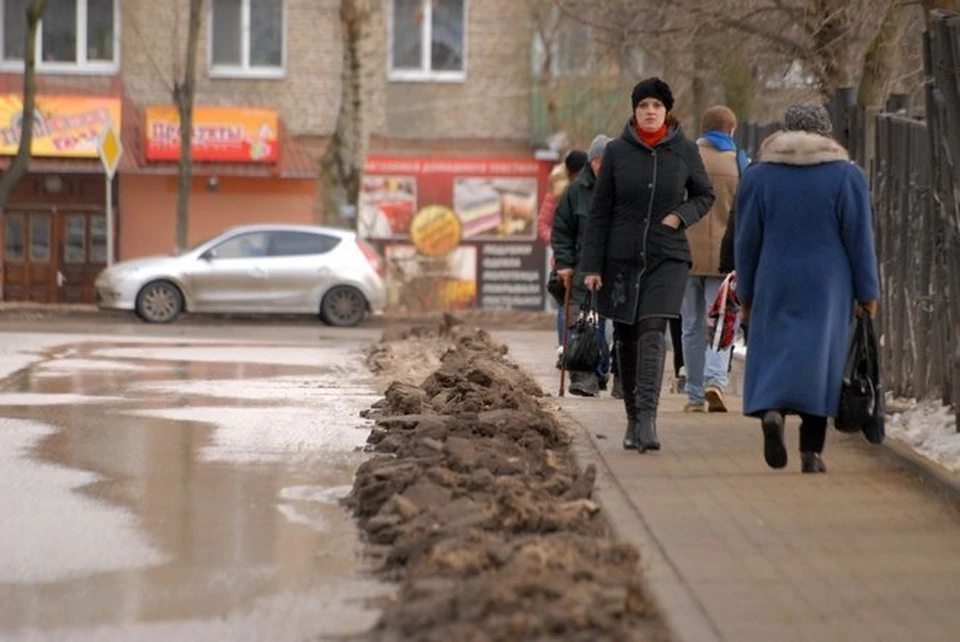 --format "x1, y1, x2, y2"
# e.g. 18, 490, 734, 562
98, 120, 122, 179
